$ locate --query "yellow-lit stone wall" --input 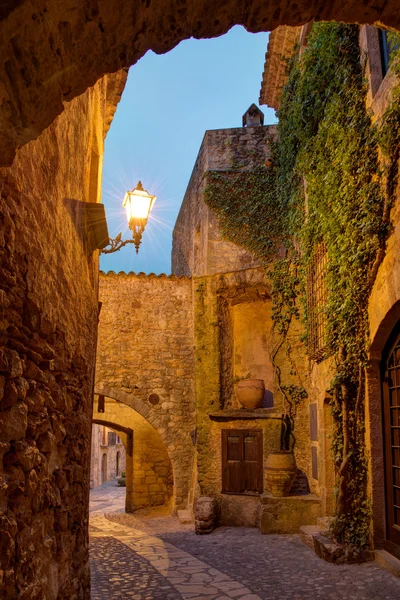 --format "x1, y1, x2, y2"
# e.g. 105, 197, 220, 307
194, 268, 285, 525
0, 71, 126, 600
95, 272, 196, 510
